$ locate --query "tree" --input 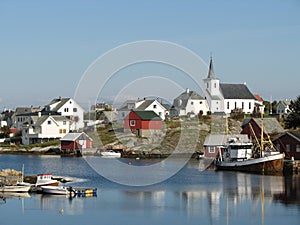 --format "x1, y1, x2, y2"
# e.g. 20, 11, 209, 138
284, 96, 300, 129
